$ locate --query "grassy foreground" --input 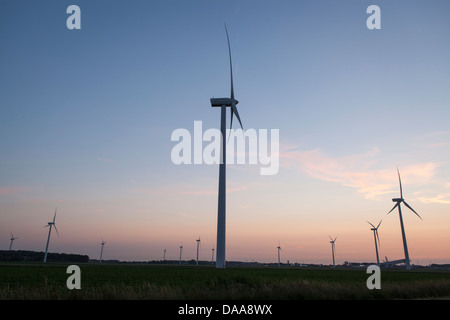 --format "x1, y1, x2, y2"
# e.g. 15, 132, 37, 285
1, 262, 450, 300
